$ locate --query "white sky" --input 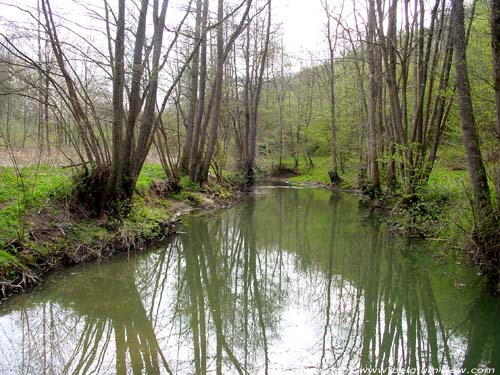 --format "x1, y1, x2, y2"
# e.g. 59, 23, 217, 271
0, 0, 330, 55
275, 0, 326, 59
